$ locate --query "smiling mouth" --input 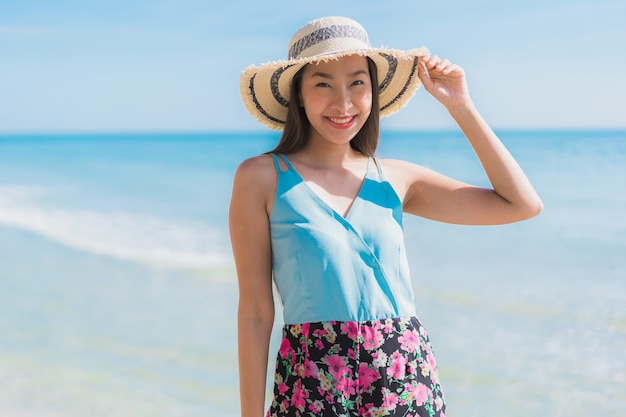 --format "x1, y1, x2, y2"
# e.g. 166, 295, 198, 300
327, 116, 356, 125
